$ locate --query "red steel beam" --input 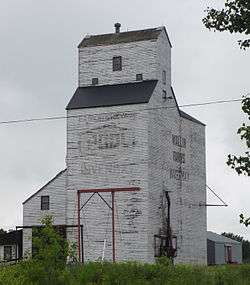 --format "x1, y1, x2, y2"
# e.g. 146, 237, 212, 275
111, 191, 115, 262
77, 187, 140, 263
77, 191, 81, 261
78, 187, 140, 194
